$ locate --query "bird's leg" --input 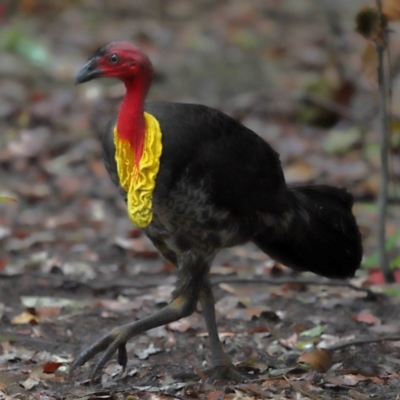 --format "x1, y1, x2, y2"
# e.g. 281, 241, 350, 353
198, 279, 245, 382
69, 251, 208, 383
